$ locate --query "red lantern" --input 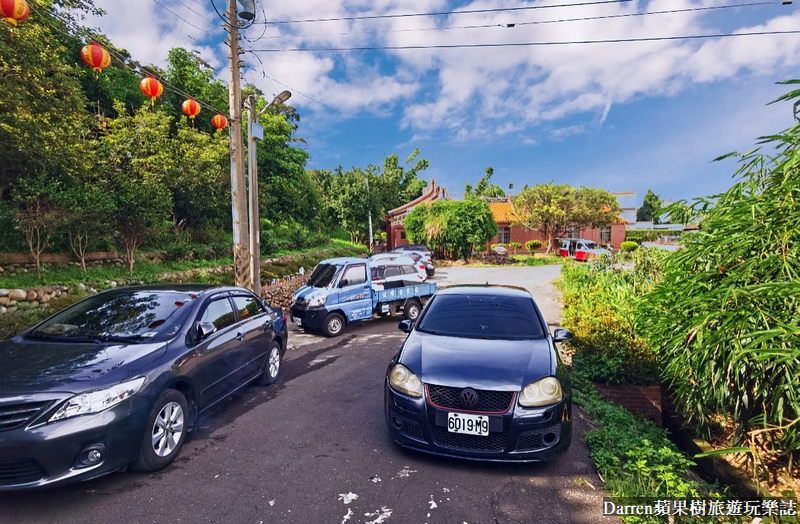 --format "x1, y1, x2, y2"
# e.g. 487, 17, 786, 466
80, 42, 111, 80
139, 76, 163, 109
182, 98, 201, 120
1, 0, 29, 27
211, 113, 228, 131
